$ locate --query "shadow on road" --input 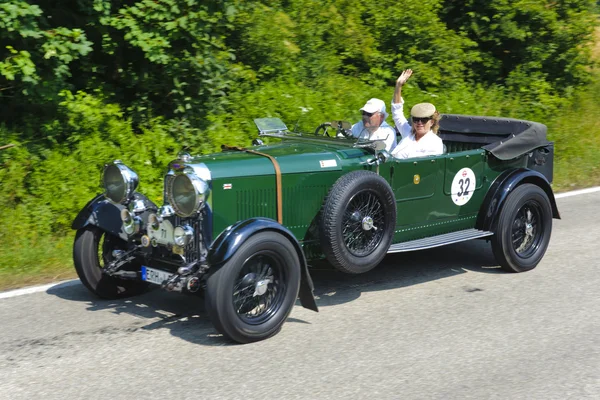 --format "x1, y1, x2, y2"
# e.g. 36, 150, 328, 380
47, 239, 501, 346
